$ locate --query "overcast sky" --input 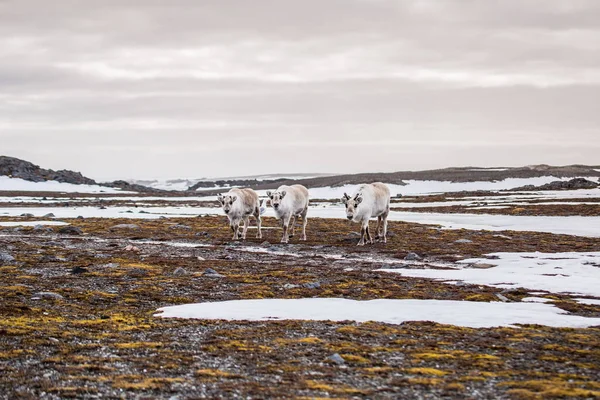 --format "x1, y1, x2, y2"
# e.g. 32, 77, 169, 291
1, 0, 599, 180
